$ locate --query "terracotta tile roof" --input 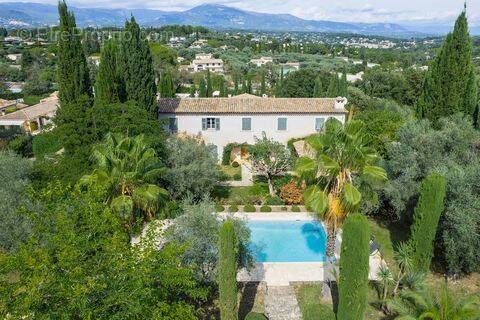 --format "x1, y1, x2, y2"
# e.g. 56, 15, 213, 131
158, 96, 348, 114
0, 92, 58, 122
